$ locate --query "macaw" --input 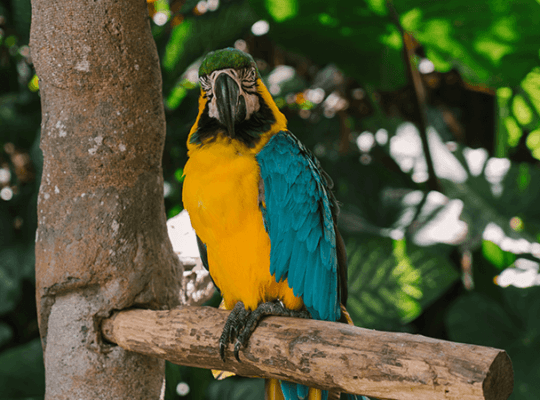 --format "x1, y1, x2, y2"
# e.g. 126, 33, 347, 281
182, 48, 364, 400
